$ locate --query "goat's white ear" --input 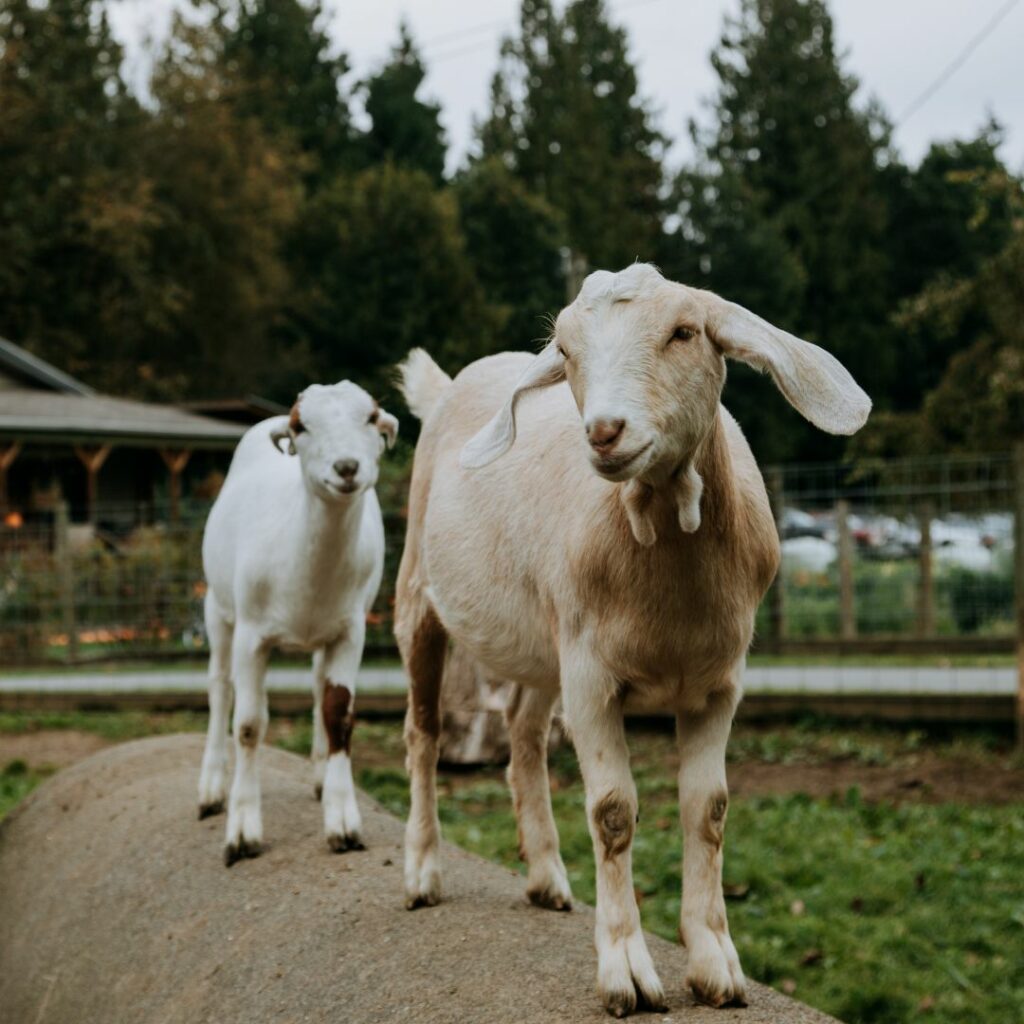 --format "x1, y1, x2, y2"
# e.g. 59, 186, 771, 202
377, 408, 398, 449
708, 299, 871, 435
460, 343, 566, 469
